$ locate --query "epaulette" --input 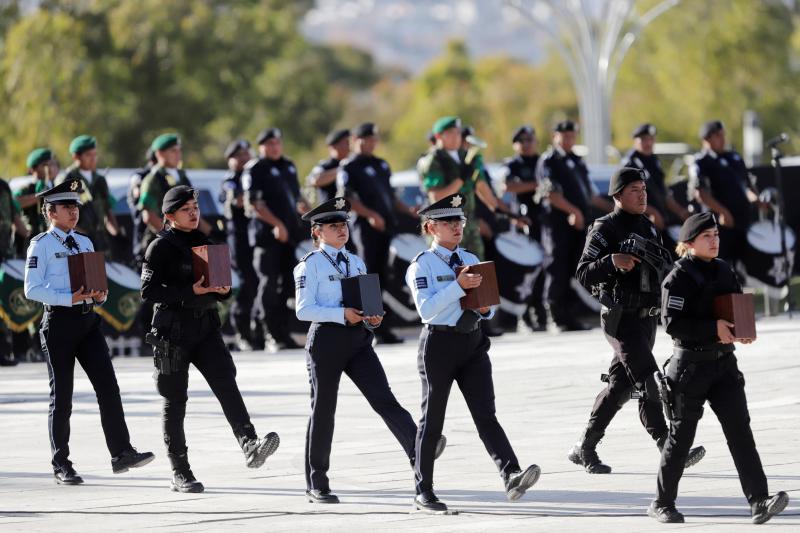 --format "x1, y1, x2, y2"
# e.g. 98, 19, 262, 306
410, 250, 428, 264
74, 231, 90, 238
300, 250, 319, 262
244, 158, 259, 170
30, 232, 47, 242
